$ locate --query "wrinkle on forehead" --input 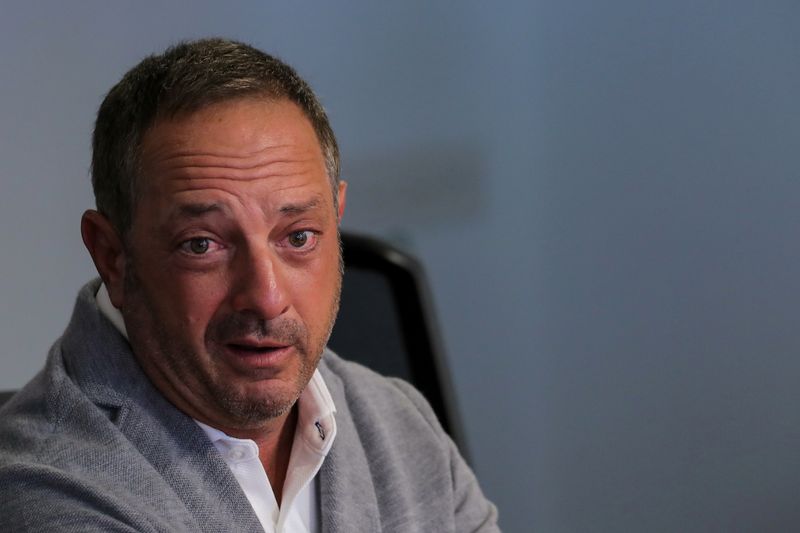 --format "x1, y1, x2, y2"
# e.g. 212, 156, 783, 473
159, 161, 323, 186
147, 143, 323, 180
137, 98, 333, 205
152, 142, 321, 168
143, 153, 324, 199
162, 152, 305, 171
158, 143, 296, 160
151, 154, 322, 195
